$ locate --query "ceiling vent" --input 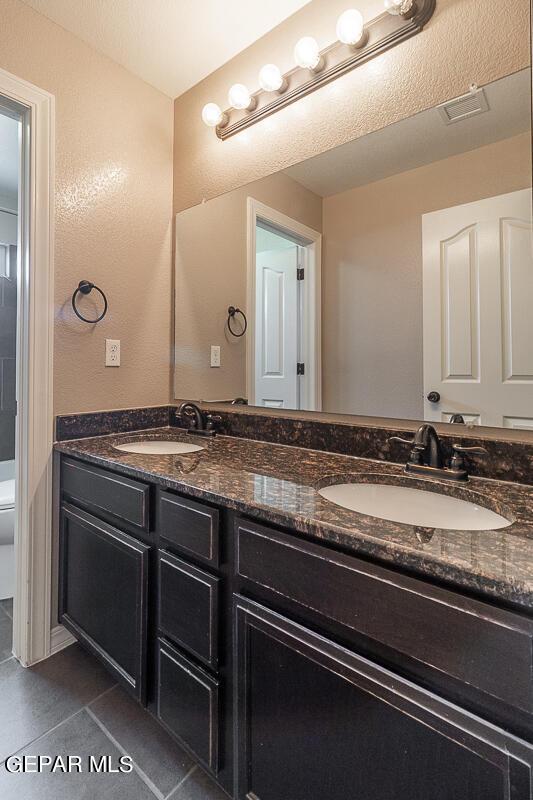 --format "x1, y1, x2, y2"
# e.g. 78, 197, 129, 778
437, 85, 489, 125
